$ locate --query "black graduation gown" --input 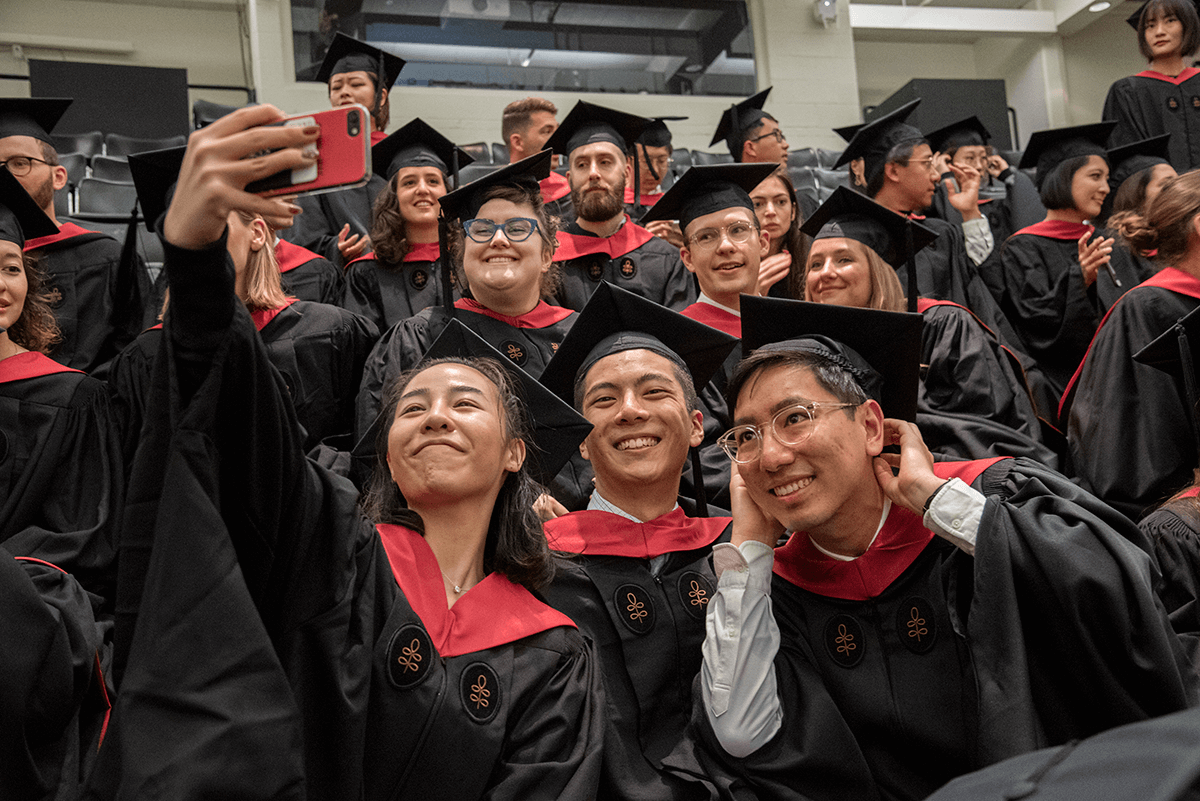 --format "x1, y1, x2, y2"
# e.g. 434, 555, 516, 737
341, 241, 456, 334
110, 299, 378, 460
1104, 68, 1200, 173
914, 299, 1060, 469
0, 351, 121, 600
693, 457, 1198, 801
552, 218, 696, 313
1139, 489, 1200, 669
541, 172, 576, 226
281, 174, 388, 267
275, 238, 345, 306
1061, 267, 1200, 521
93, 231, 604, 799
25, 222, 150, 378
543, 508, 732, 801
